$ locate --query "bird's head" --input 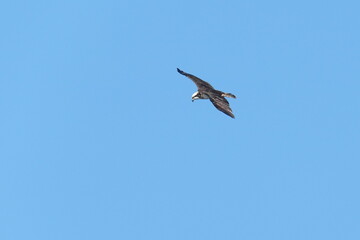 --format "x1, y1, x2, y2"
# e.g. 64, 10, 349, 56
191, 91, 200, 102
